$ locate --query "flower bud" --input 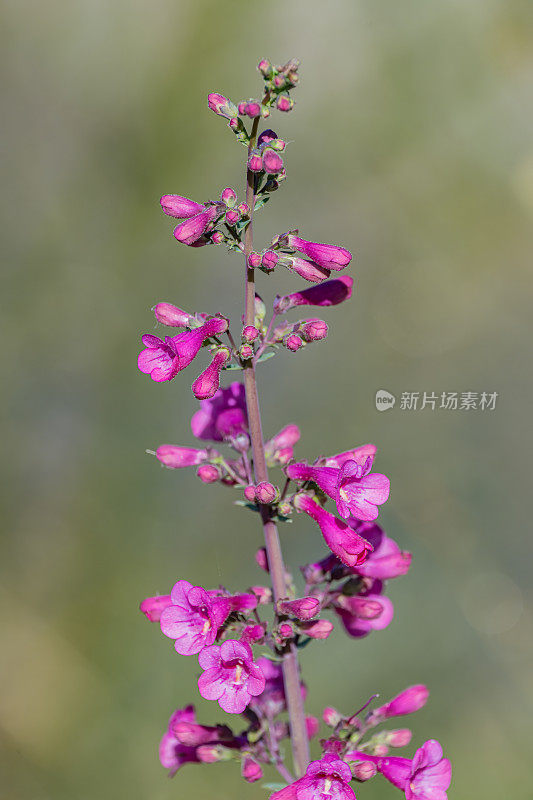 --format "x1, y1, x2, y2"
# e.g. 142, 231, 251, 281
160, 194, 205, 219
197, 464, 221, 483
251, 585, 272, 604
300, 619, 334, 639
248, 153, 263, 173
237, 202, 250, 216
262, 148, 284, 174
301, 319, 328, 341
238, 102, 246, 115
270, 138, 286, 151
258, 58, 272, 77
352, 761, 377, 781
192, 349, 230, 401
156, 445, 208, 468
244, 485, 257, 502
255, 481, 279, 504
386, 728, 412, 747
261, 105, 271, 119
225, 209, 241, 225
261, 250, 279, 271
211, 230, 224, 245
240, 344, 254, 360
274, 75, 285, 88
139, 594, 172, 622
228, 117, 239, 130
242, 325, 259, 343
277, 621, 295, 643
278, 596, 320, 620
323, 706, 343, 727
254, 293, 266, 325
374, 744, 389, 757
244, 101, 261, 118
153, 302, 192, 327
241, 624, 265, 644
257, 129, 278, 146
242, 757, 263, 783
220, 187, 237, 206
285, 333, 304, 352
282, 256, 331, 283
277, 95, 294, 112
374, 685, 429, 719
255, 547, 269, 571
274, 276, 354, 314
278, 500, 293, 516
208, 93, 238, 119
197, 744, 232, 763
248, 251, 261, 268
306, 716, 320, 739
